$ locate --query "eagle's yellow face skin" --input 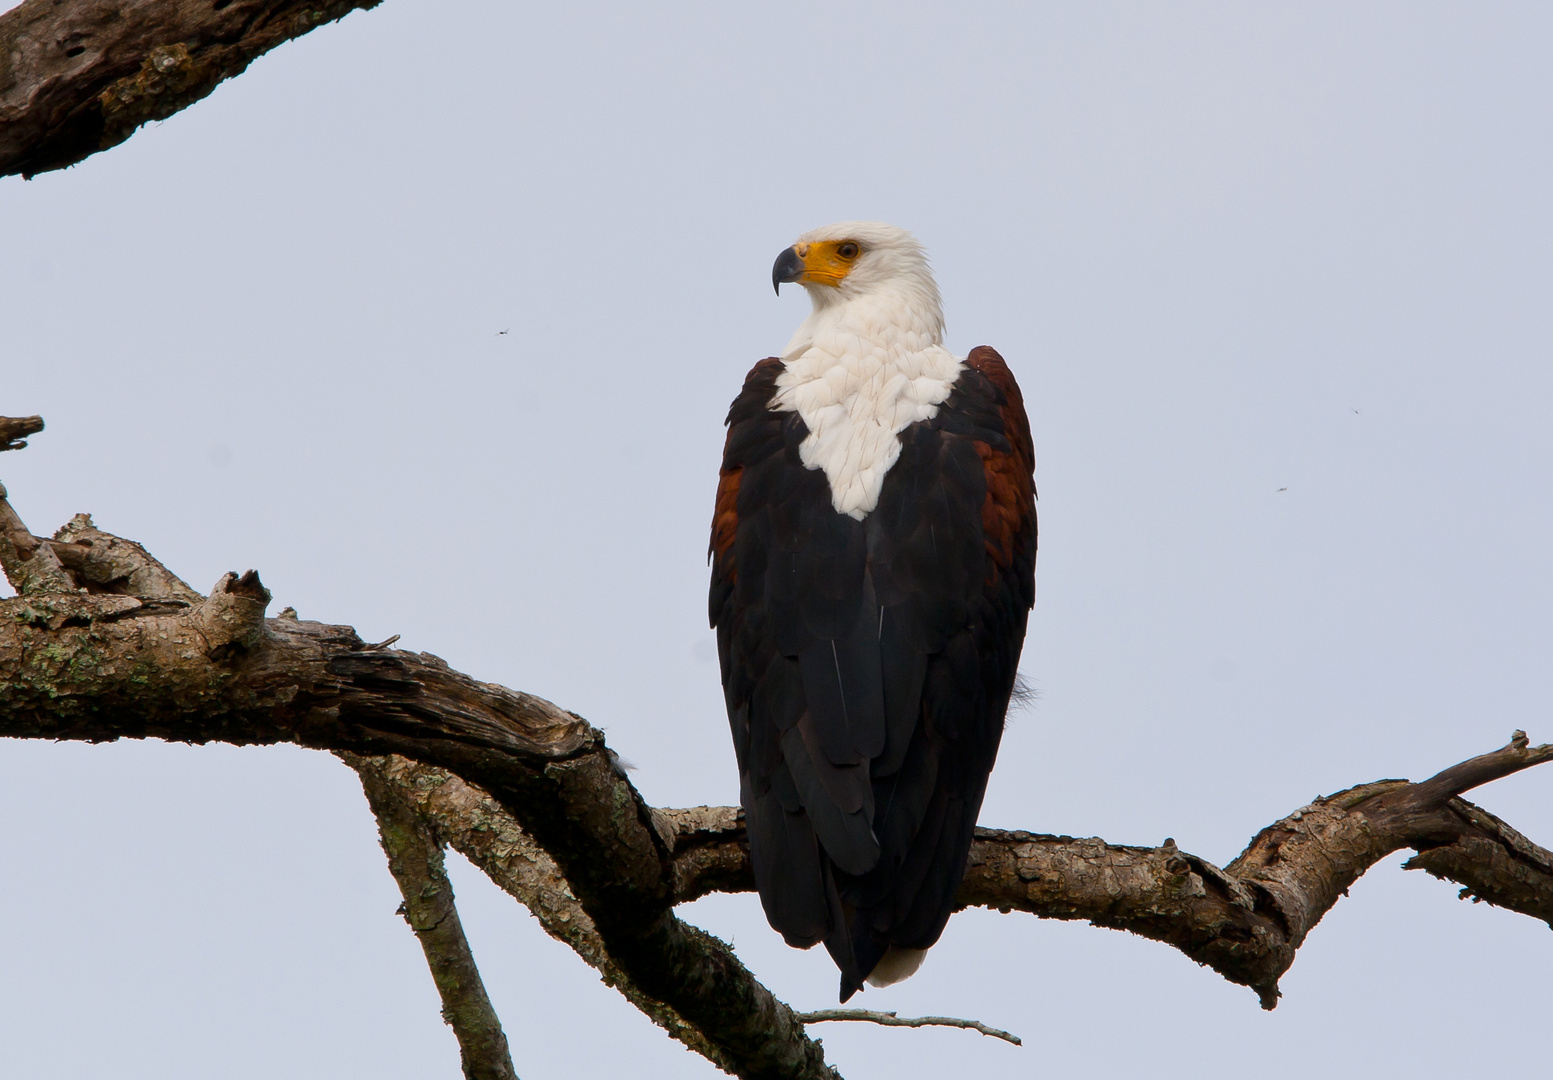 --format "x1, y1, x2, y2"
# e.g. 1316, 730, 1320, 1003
791, 239, 862, 288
